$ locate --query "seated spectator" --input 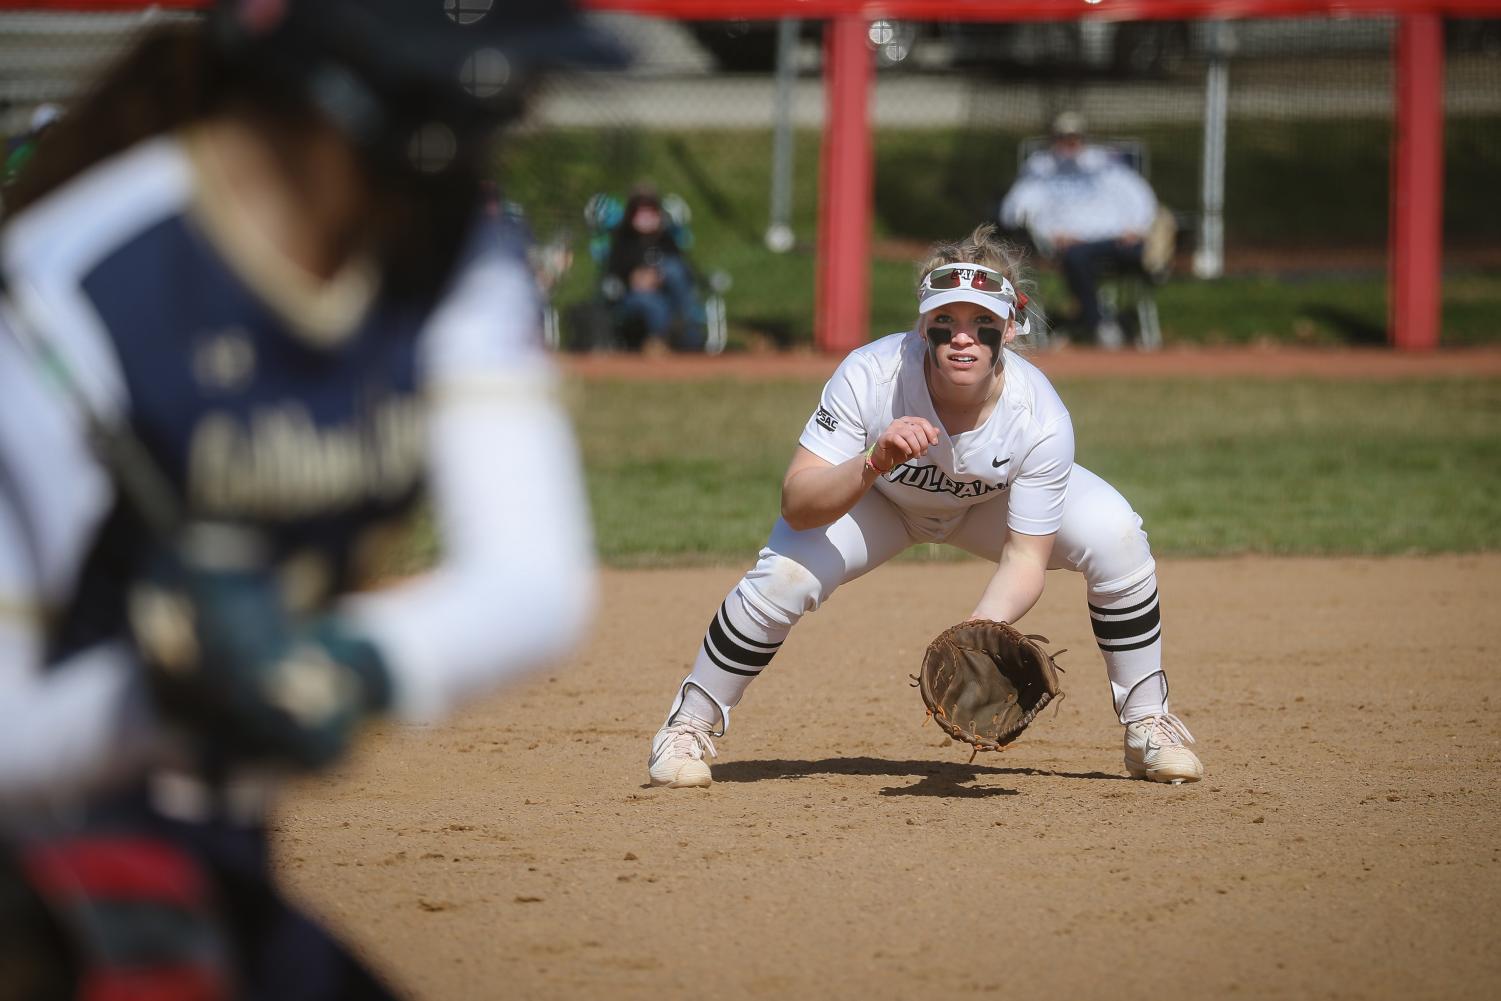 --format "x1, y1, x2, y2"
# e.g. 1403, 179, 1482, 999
604, 186, 706, 353
1000, 111, 1163, 349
